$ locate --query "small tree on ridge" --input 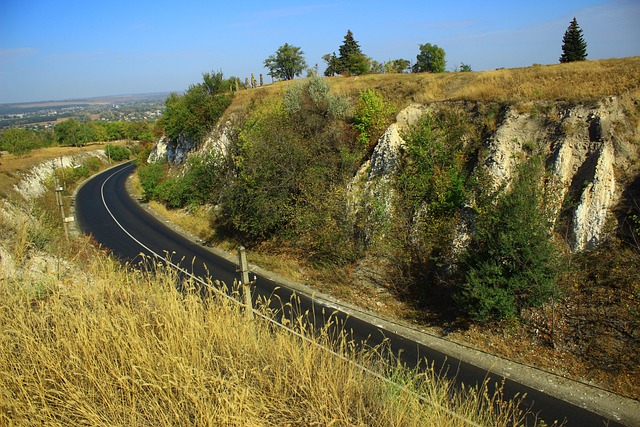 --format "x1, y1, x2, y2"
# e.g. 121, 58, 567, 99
559, 17, 588, 63
264, 43, 307, 81
412, 43, 446, 73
